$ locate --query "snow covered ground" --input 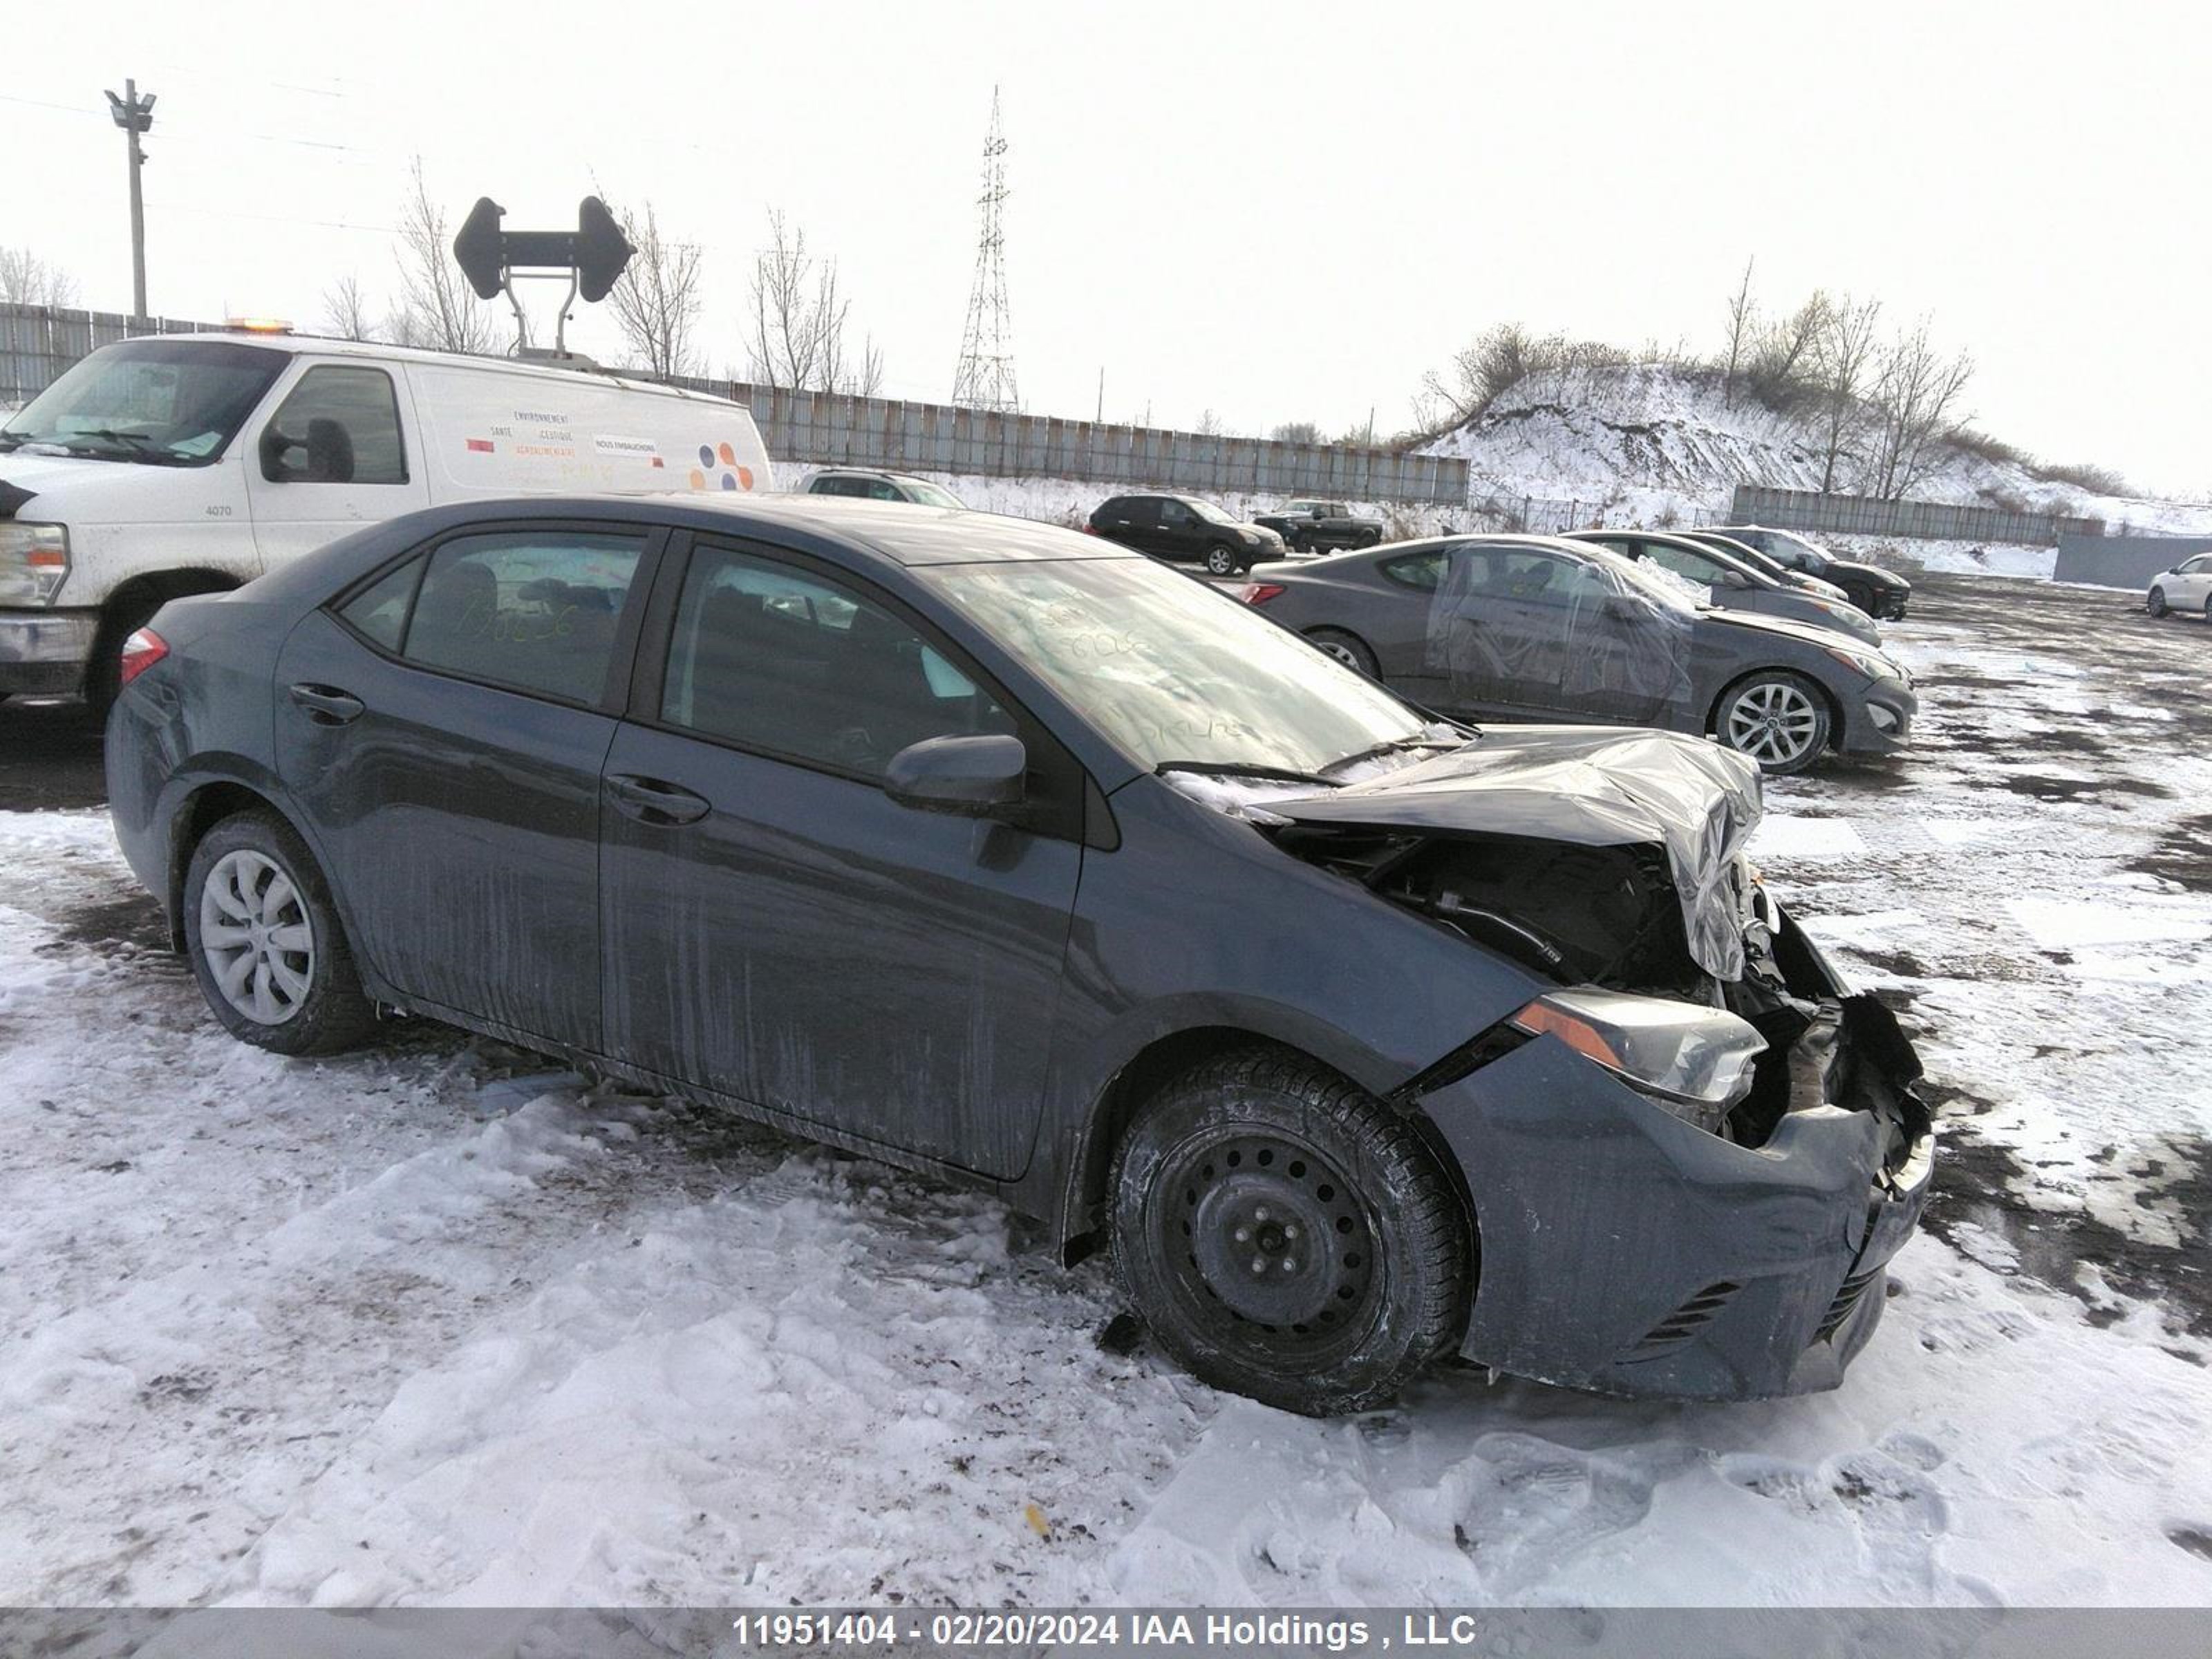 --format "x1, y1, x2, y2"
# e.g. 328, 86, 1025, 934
2, 576, 2210, 1611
